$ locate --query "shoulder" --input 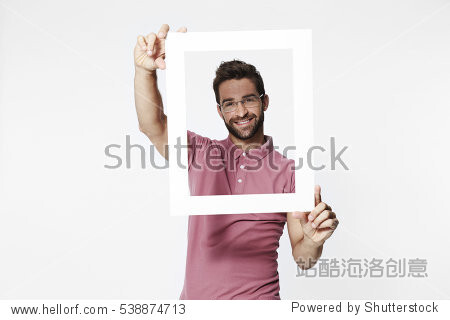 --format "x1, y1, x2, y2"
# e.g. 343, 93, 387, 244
187, 130, 213, 149
271, 149, 296, 192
